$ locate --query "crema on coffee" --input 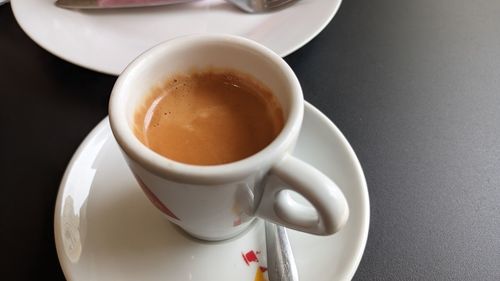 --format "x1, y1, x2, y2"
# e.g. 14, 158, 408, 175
134, 69, 284, 165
